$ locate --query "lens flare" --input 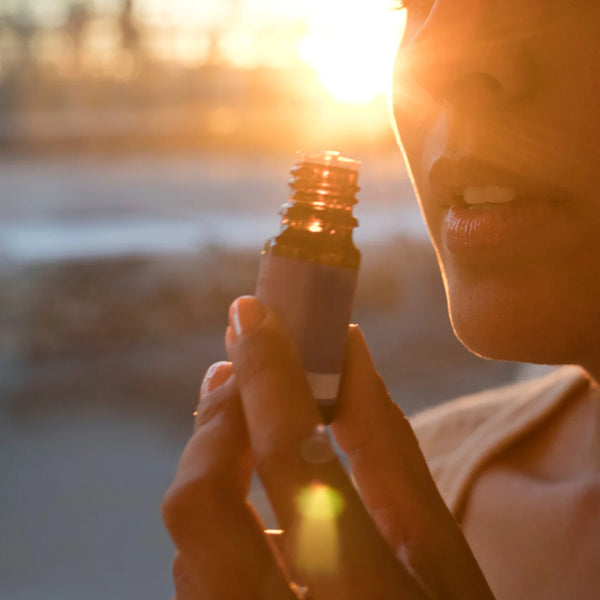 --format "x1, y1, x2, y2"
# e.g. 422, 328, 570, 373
307, 219, 324, 233
297, 0, 406, 104
294, 482, 345, 575
297, 482, 344, 519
